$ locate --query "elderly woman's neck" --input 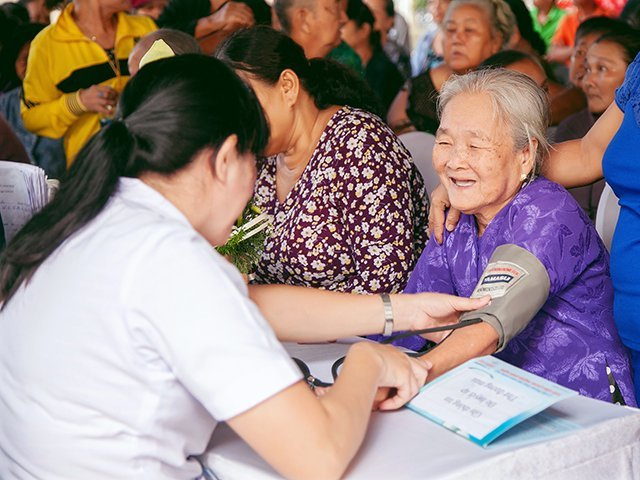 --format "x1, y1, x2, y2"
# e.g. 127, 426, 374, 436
476, 216, 490, 236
